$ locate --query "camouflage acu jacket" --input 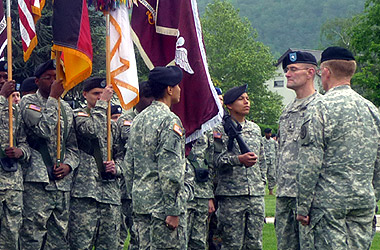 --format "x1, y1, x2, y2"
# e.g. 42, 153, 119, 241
0, 96, 30, 191
214, 120, 267, 197
20, 90, 79, 191
71, 100, 123, 205
124, 101, 186, 219
262, 137, 277, 166
297, 85, 380, 215
276, 91, 321, 198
